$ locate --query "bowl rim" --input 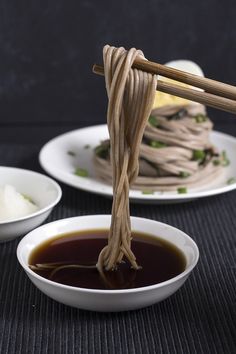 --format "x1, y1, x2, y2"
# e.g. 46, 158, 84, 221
17, 215, 199, 294
0, 166, 62, 225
